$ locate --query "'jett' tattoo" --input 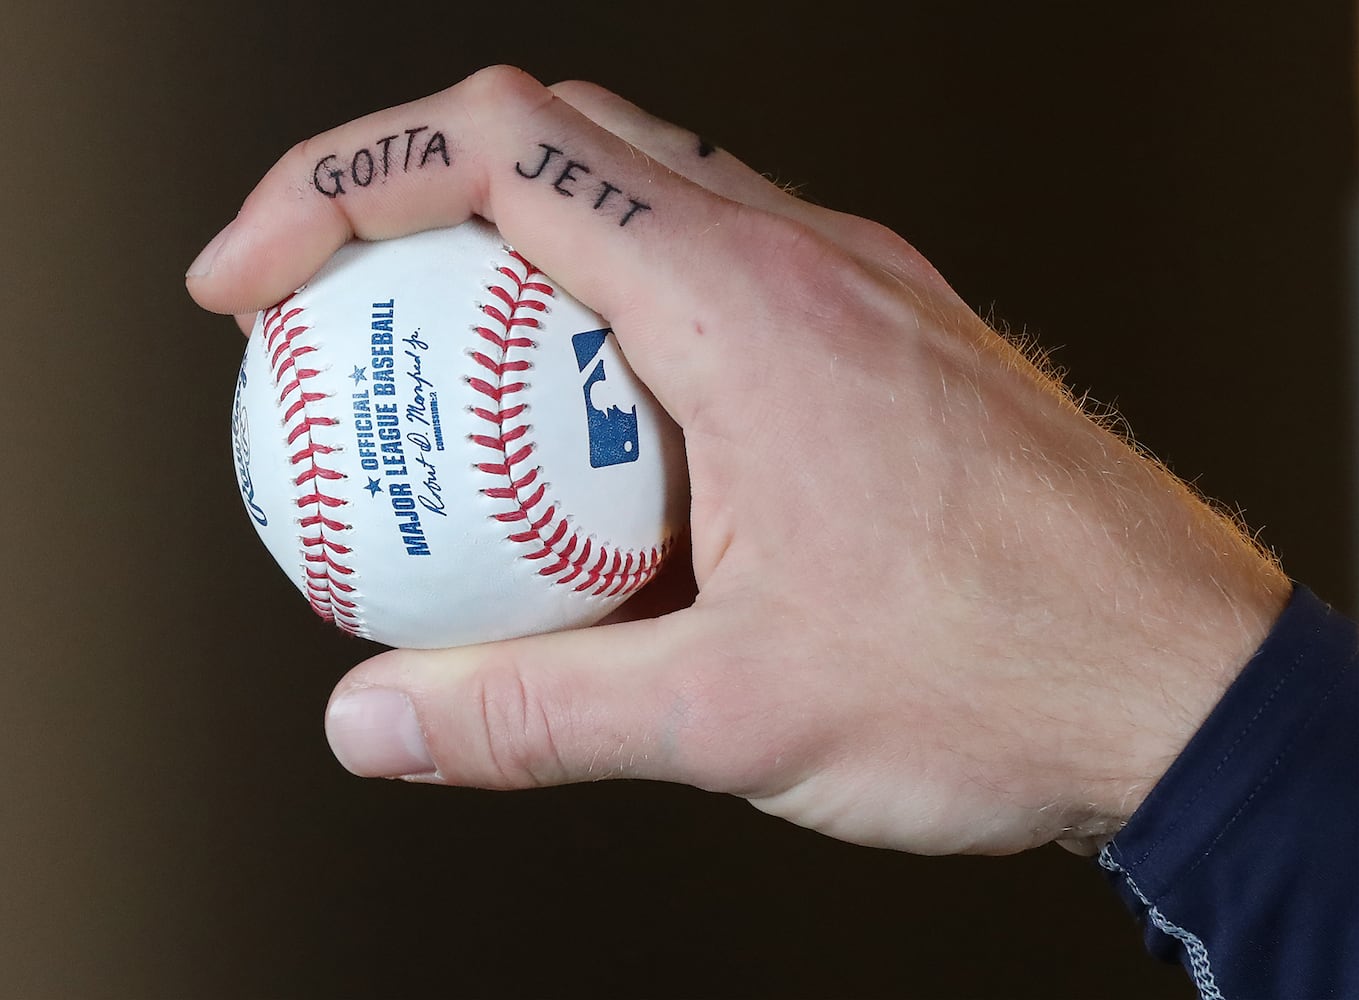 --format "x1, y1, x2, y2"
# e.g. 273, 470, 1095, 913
313, 126, 451, 198
515, 143, 652, 227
